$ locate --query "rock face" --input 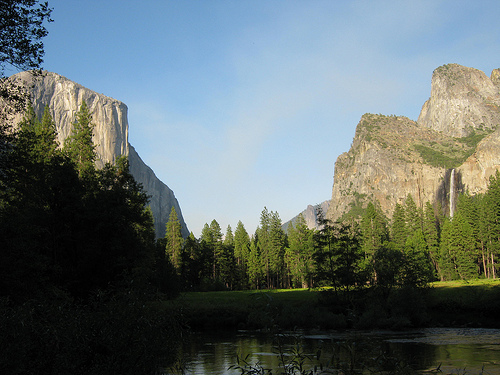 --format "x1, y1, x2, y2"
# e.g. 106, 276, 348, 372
327, 64, 500, 222
128, 145, 188, 236
418, 64, 500, 137
11, 71, 189, 237
283, 201, 330, 232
